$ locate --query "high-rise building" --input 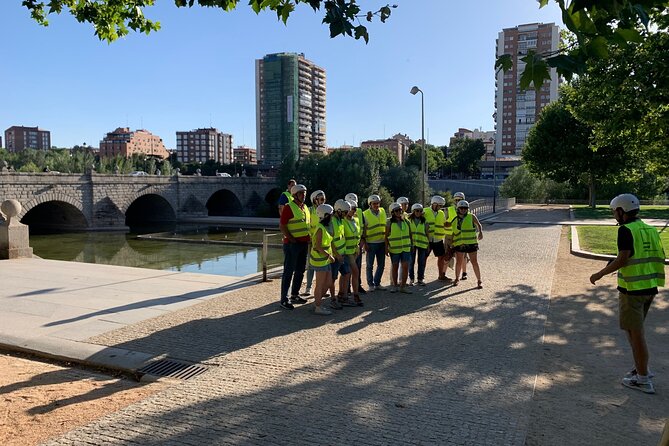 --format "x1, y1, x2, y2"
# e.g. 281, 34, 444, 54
176, 128, 233, 164
99, 127, 169, 159
494, 22, 560, 157
255, 52, 326, 166
4, 126, 51, 152
233, 146, 257, 165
